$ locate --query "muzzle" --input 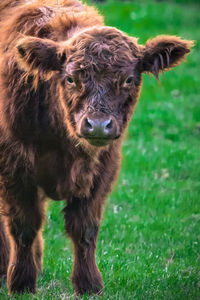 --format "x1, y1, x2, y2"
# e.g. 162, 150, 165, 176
77, 112, 120, 146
